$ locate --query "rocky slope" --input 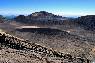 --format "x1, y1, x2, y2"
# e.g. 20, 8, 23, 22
76, 15, 95, 31
0, 30, 90, 63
